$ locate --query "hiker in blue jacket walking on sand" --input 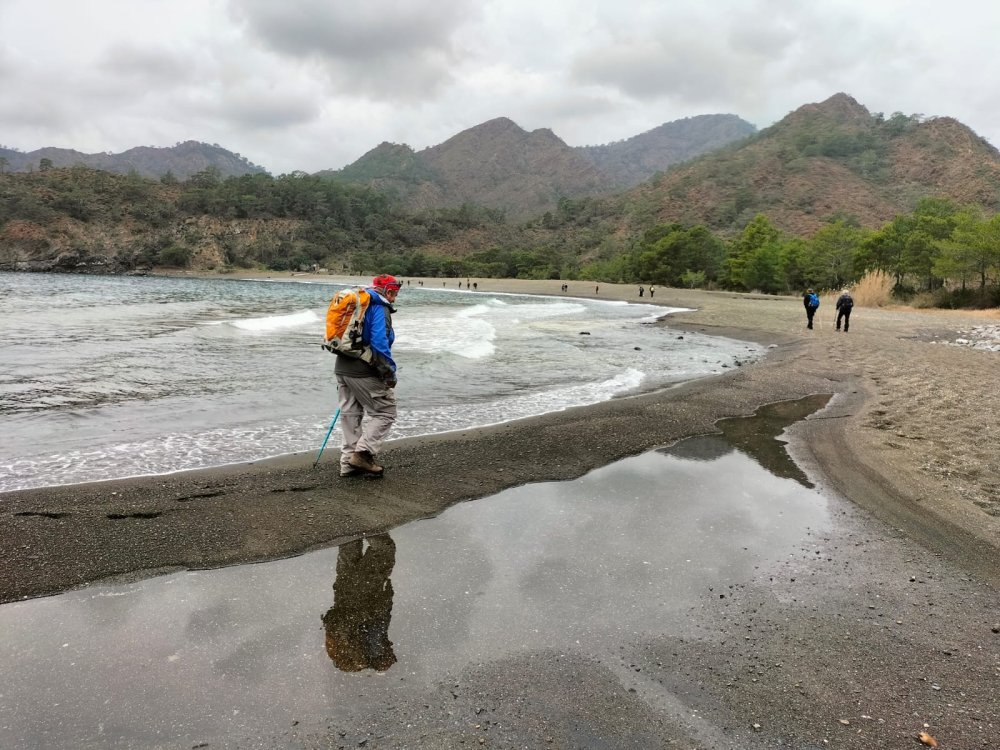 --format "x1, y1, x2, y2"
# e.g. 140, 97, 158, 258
335, 274, 400, 477
802, 288, 820, 330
